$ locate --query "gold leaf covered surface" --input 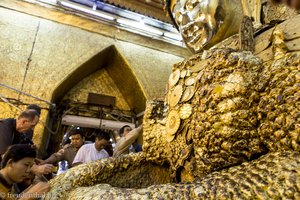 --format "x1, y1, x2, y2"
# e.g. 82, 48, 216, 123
46, 151, 300, 199
143, 49, 300, 179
